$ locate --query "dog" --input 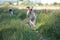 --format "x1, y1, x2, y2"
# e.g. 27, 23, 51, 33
9, 9, 13, 17
27, 6, 36, 30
